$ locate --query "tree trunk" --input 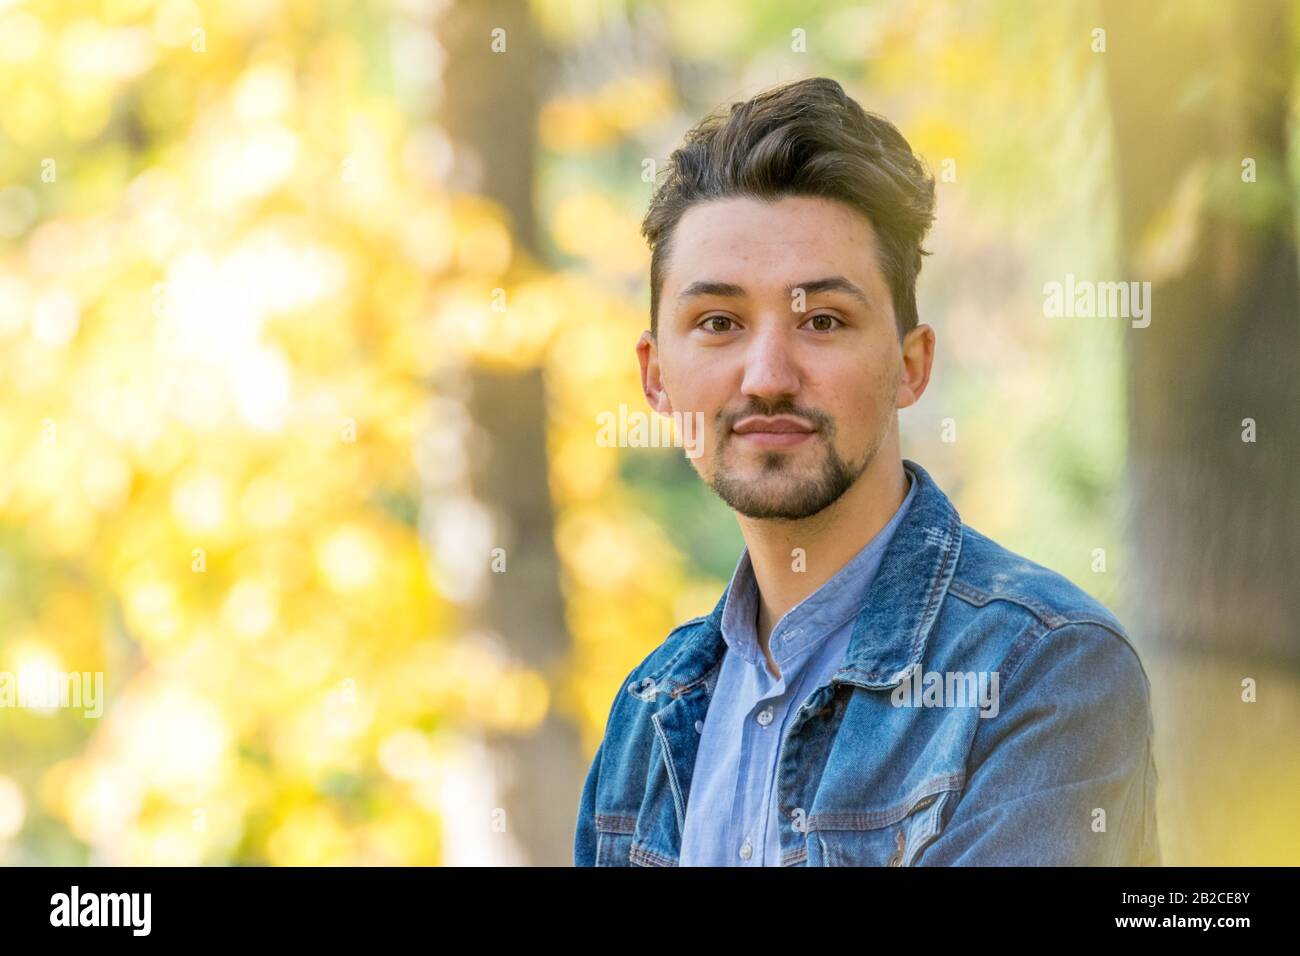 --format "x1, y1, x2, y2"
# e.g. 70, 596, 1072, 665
1102, 0, 1300, 864
438, 0, 581, 866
